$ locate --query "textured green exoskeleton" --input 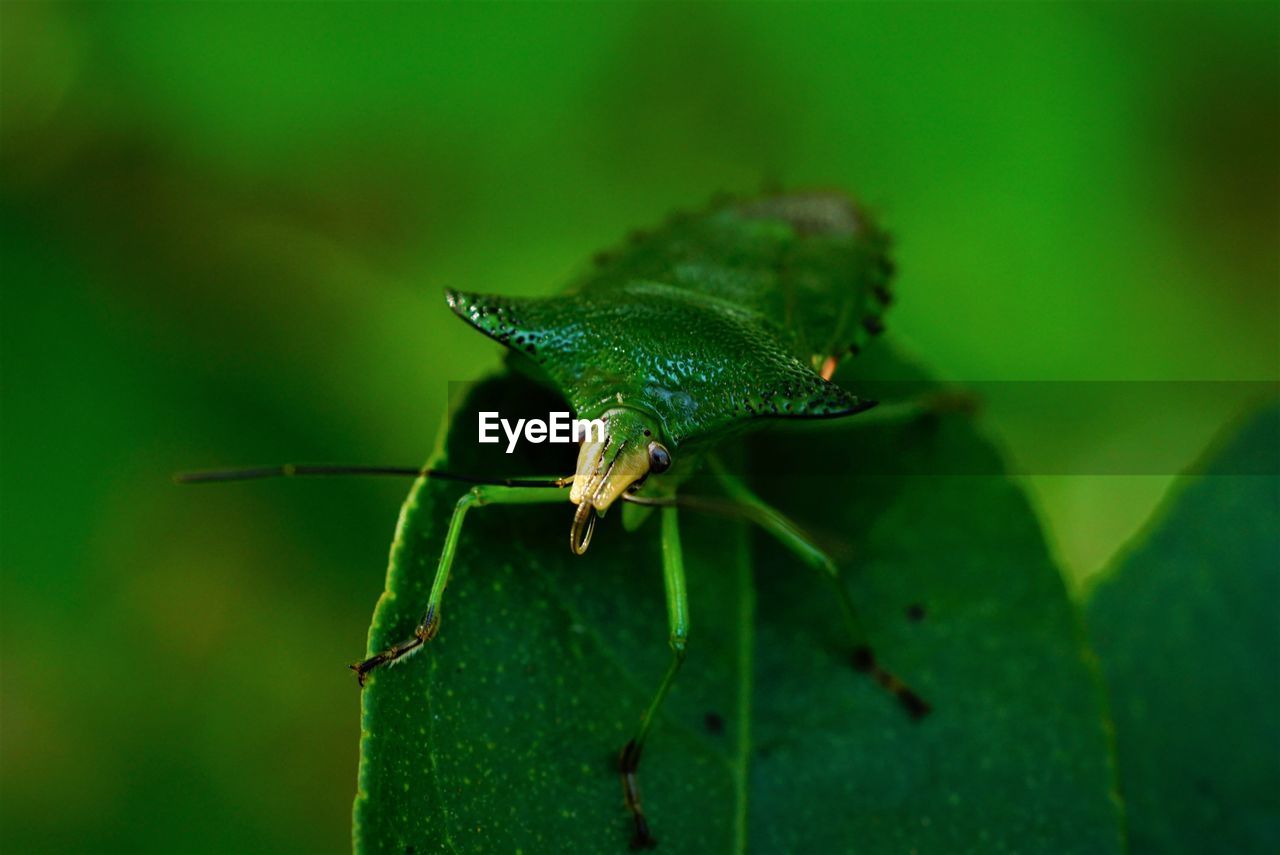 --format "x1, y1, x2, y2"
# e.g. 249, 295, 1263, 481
355, 192, 918, 848
446, 194, 891, 546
